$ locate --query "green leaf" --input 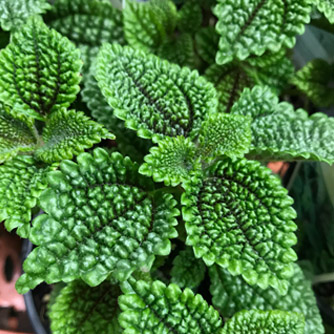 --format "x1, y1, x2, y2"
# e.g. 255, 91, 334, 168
118, 278, 224, 334
139, 136, 201, 186
0, 102, 38, 163
182, 158, 298, 295
0, 155, 54, 238
50, 280, 122, 334
171, 246, 206, 290
292, 59, 334, 107
315, 0, 334, 23
0, 0, 51, 31
232, 86, 334, 164
35, 108, 114, 163
177, 0, 203, 35
195, 26, 220, 65
214, 0, 312, 64
205, 53, 294, 113
96, 43, 217, 142
198, 113, 252, 162
222, 310, 305, 334
123, 0, 178, 53
210, 264, 324, 334
46, 0, 125, 73
0, 17, 82, 118
16, 149, 179, 294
